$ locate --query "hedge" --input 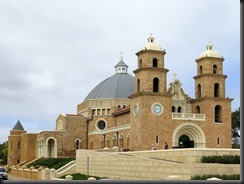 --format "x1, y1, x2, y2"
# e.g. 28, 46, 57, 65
201, 155, 239, 164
